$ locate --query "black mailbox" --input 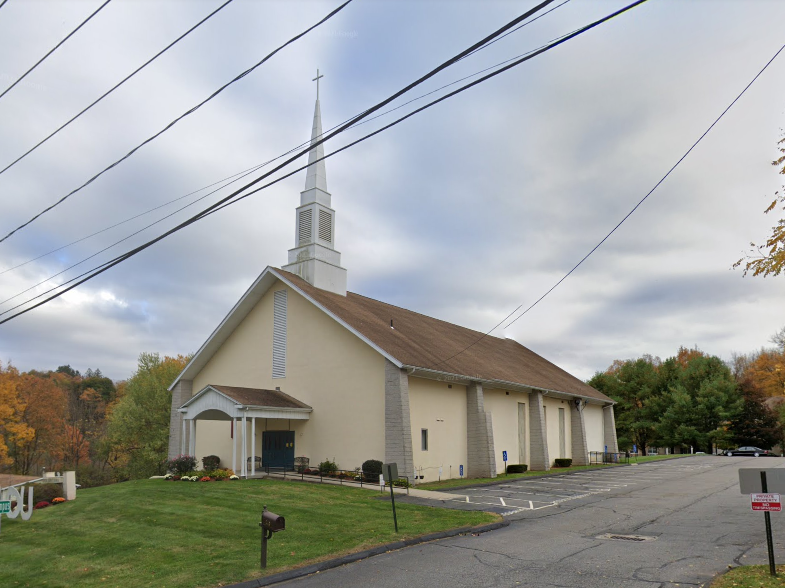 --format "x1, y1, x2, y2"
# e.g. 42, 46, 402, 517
261, 510, 285, 533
